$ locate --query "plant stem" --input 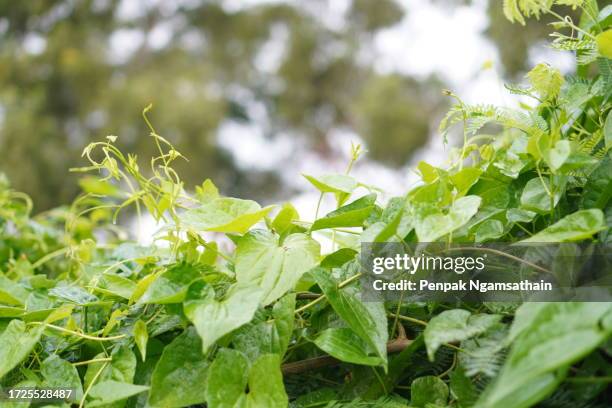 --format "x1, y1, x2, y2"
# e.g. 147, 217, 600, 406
294, 273, 362, 314
79, 362, 109, 408
30, 322, 126, 341
388, 313, 428, 327
32, 247, 70, 269
72, 357, 113, 366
